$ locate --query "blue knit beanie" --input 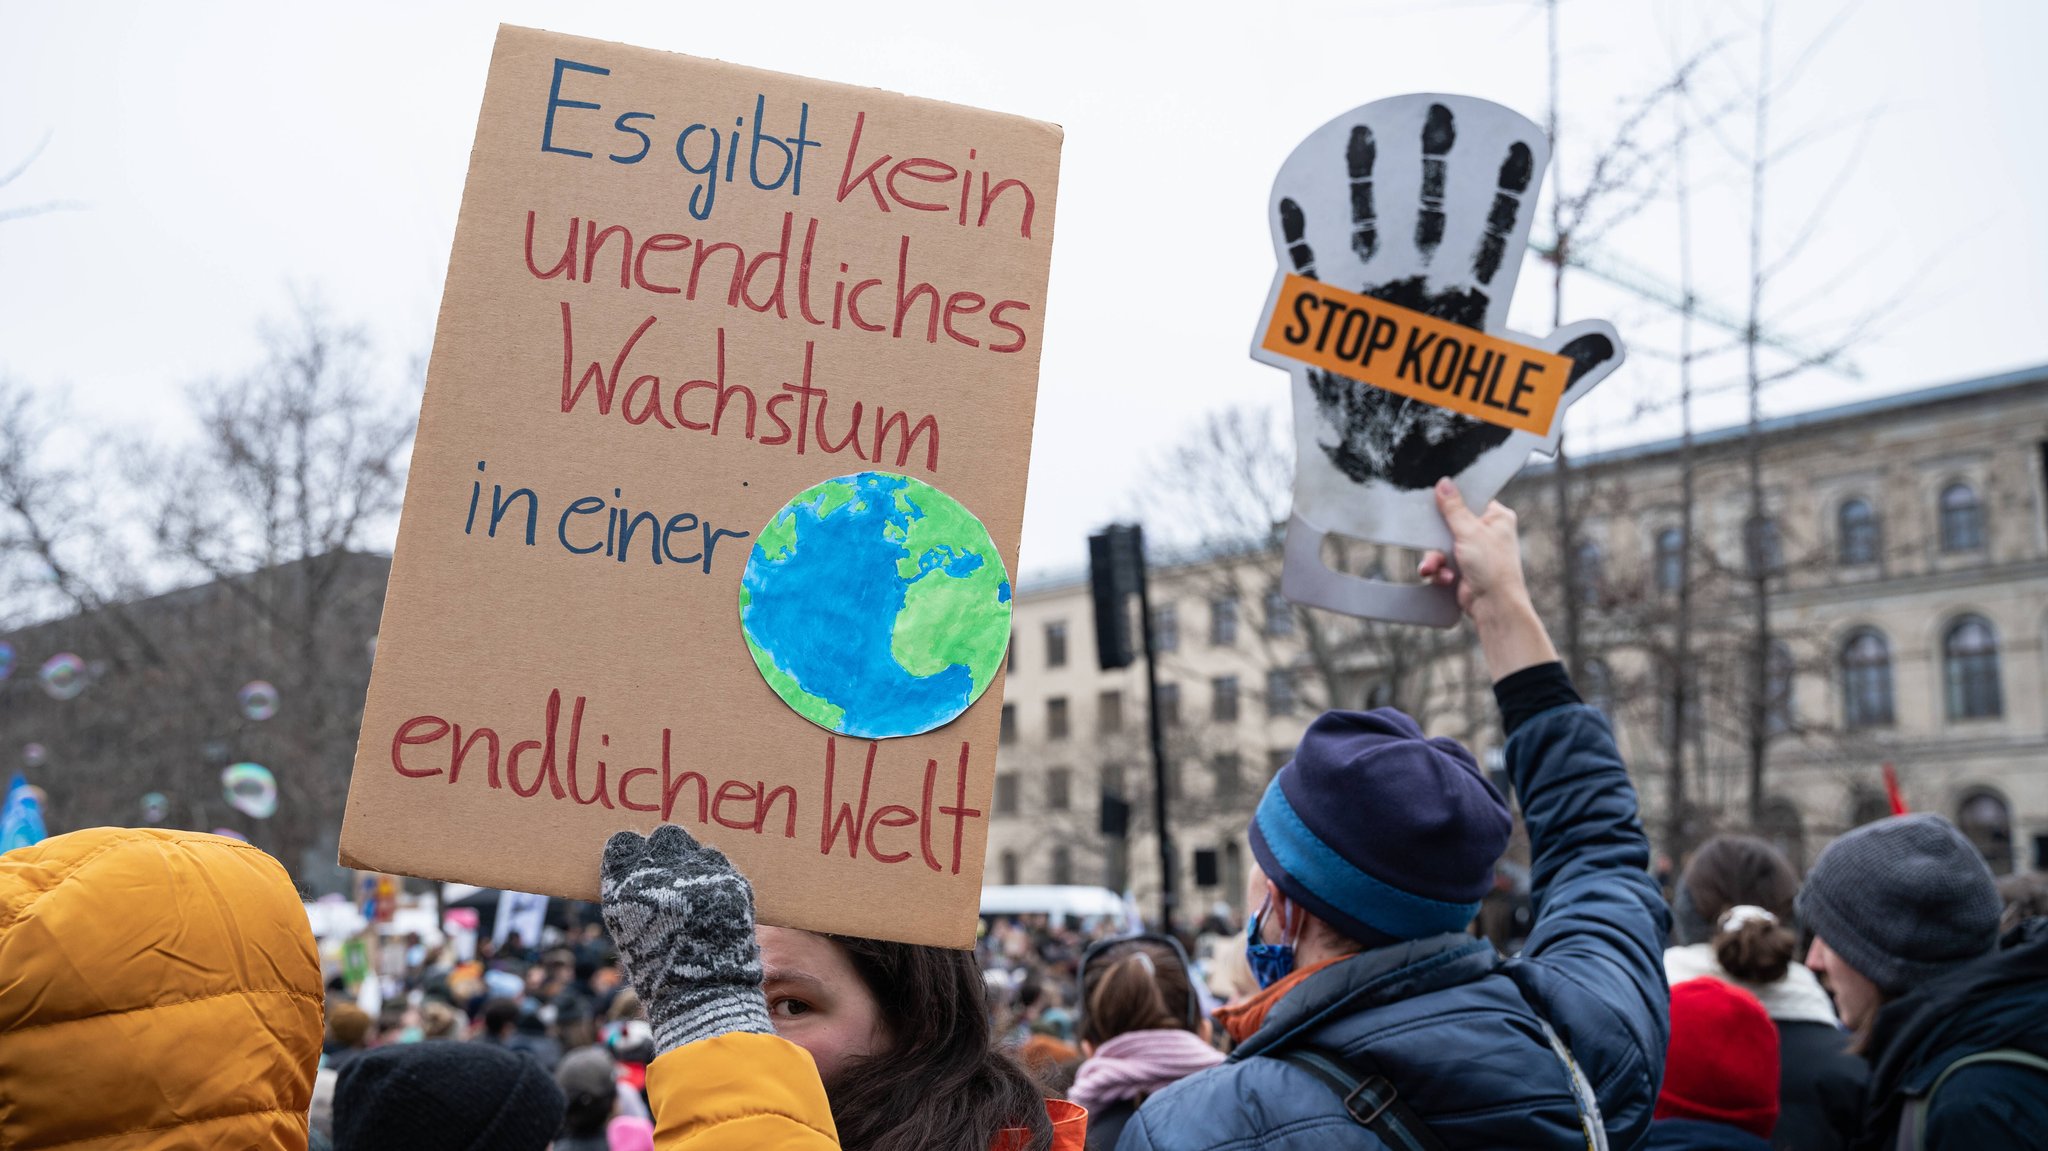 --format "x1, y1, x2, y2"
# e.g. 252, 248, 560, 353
1249, 708, 1512, 944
